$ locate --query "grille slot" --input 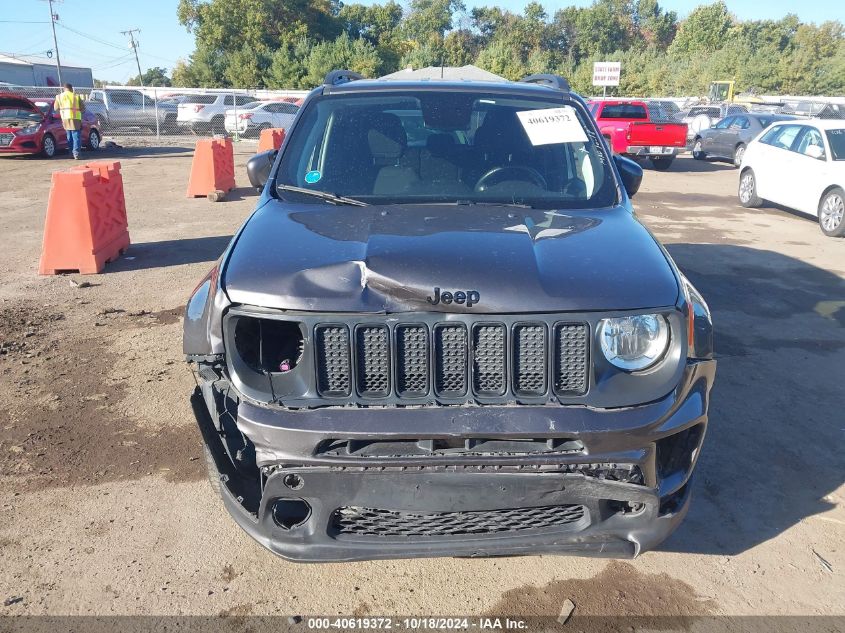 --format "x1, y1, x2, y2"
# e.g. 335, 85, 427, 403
332, 504, 586, 537
0, 133, 14, 147
513, 324, 548, 395
434, 325, 468, 397
396, 325, 429, 397
315, 325, 351, 396
472, 324, 506, 396
554, 323, 589, 395
311, 318, 588, 403
356, 325, 390, 397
